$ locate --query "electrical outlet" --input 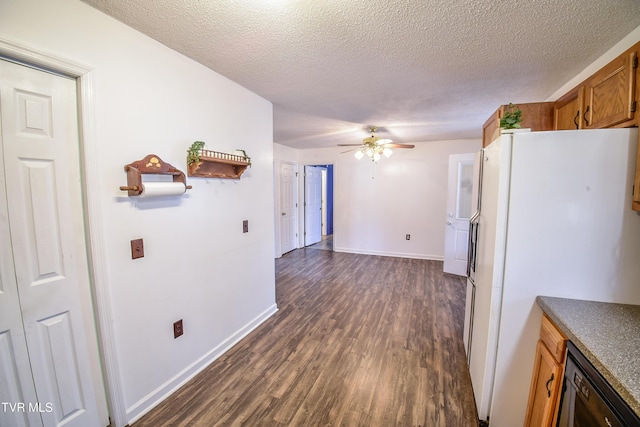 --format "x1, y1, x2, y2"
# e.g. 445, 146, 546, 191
173, 319, 183, 338
131, 238, 144, 259
406, 234, 411, 240
243, 220, 249, 233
